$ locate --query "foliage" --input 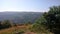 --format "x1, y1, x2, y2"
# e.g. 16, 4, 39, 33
0, 20, 12, 29
30, 16, 48, 33
31, 6, 60, 34
25, 21, 32, 26
43, 6, 60, 34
